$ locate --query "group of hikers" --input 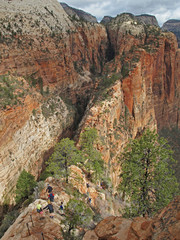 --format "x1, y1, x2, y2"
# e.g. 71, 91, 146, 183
36, 181, 93, 219
36, 184, 64, 219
